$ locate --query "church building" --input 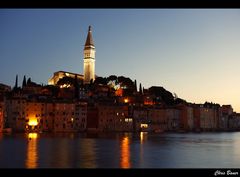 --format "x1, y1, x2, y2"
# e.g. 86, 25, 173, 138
48, 26, 96, 85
